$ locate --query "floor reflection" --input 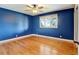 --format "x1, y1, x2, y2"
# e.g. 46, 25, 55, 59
40, 44, 58, 55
